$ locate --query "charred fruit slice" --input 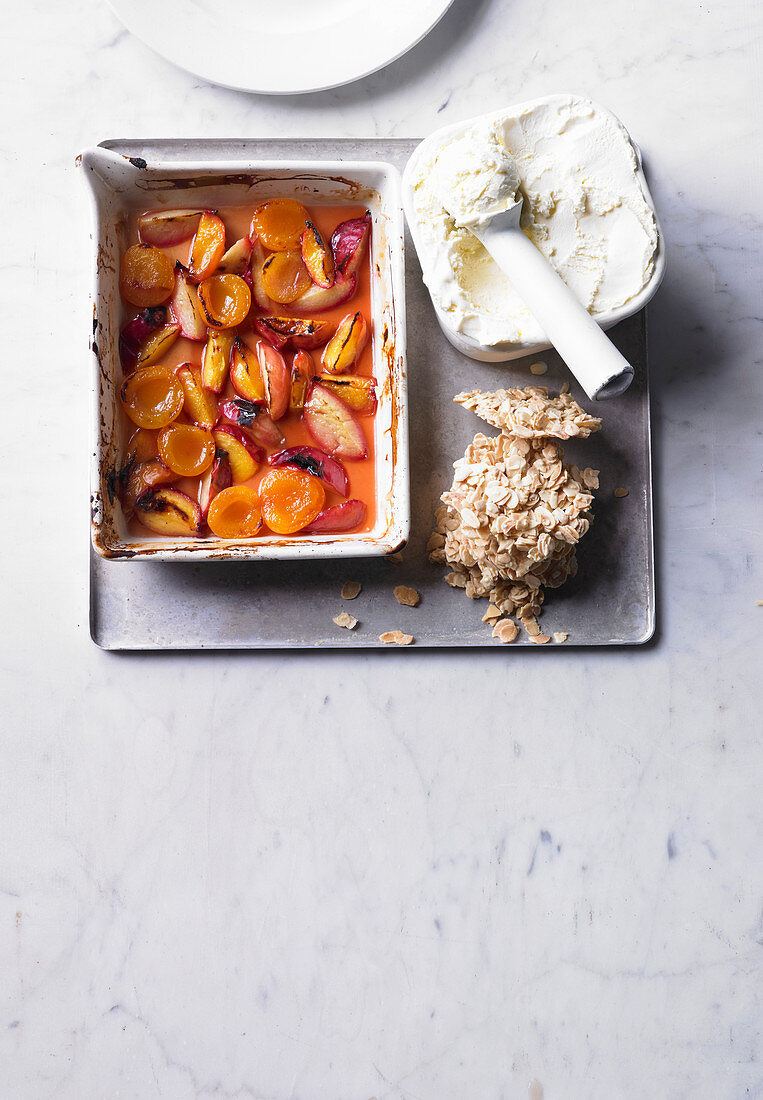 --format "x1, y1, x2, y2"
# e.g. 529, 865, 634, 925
121, 458, 177, 512
321, 311, 368, 374
252, 316, 334, 352
331, 212, 371, 284
217, 235, 253, 275
198, 449, 232, 520
301, 222, 335, 288
169, 263, 207, 341
201, 329, 234, 393
230, 338, 266, 403
189, 212, 226, 284
207, 485, 263, 539
213, 425, 264, 483
136, 321, 180, 368
216, 399, 285, 447
176, 364, 218, 429
134, 487, 202, 536
255, 341, 290, 421
303, 498, 367, 534
119, 307, 167, 373
125, 427, 159, 466
158, 423, 215, 477
314, 373, 377, 415
261, 250, 311, 304
250, 236, 279, 312
268, 445, 349, 497
290, 274, 356, 314
303, 384, 368, 460
258, 468, 325, 535
196, 273, 251, 328
289, 349, 315, 412
120, 244, 175, 308
251, 199, 309, 251
138, 208, 206, 247
121, 364, 185, 429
